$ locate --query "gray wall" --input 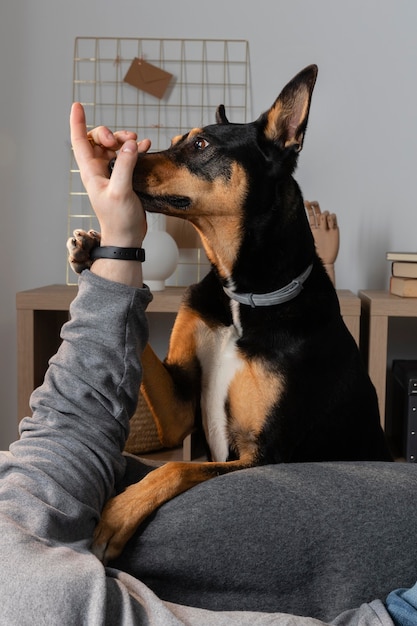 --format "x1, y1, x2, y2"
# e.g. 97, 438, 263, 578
1, 0, 417, 447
